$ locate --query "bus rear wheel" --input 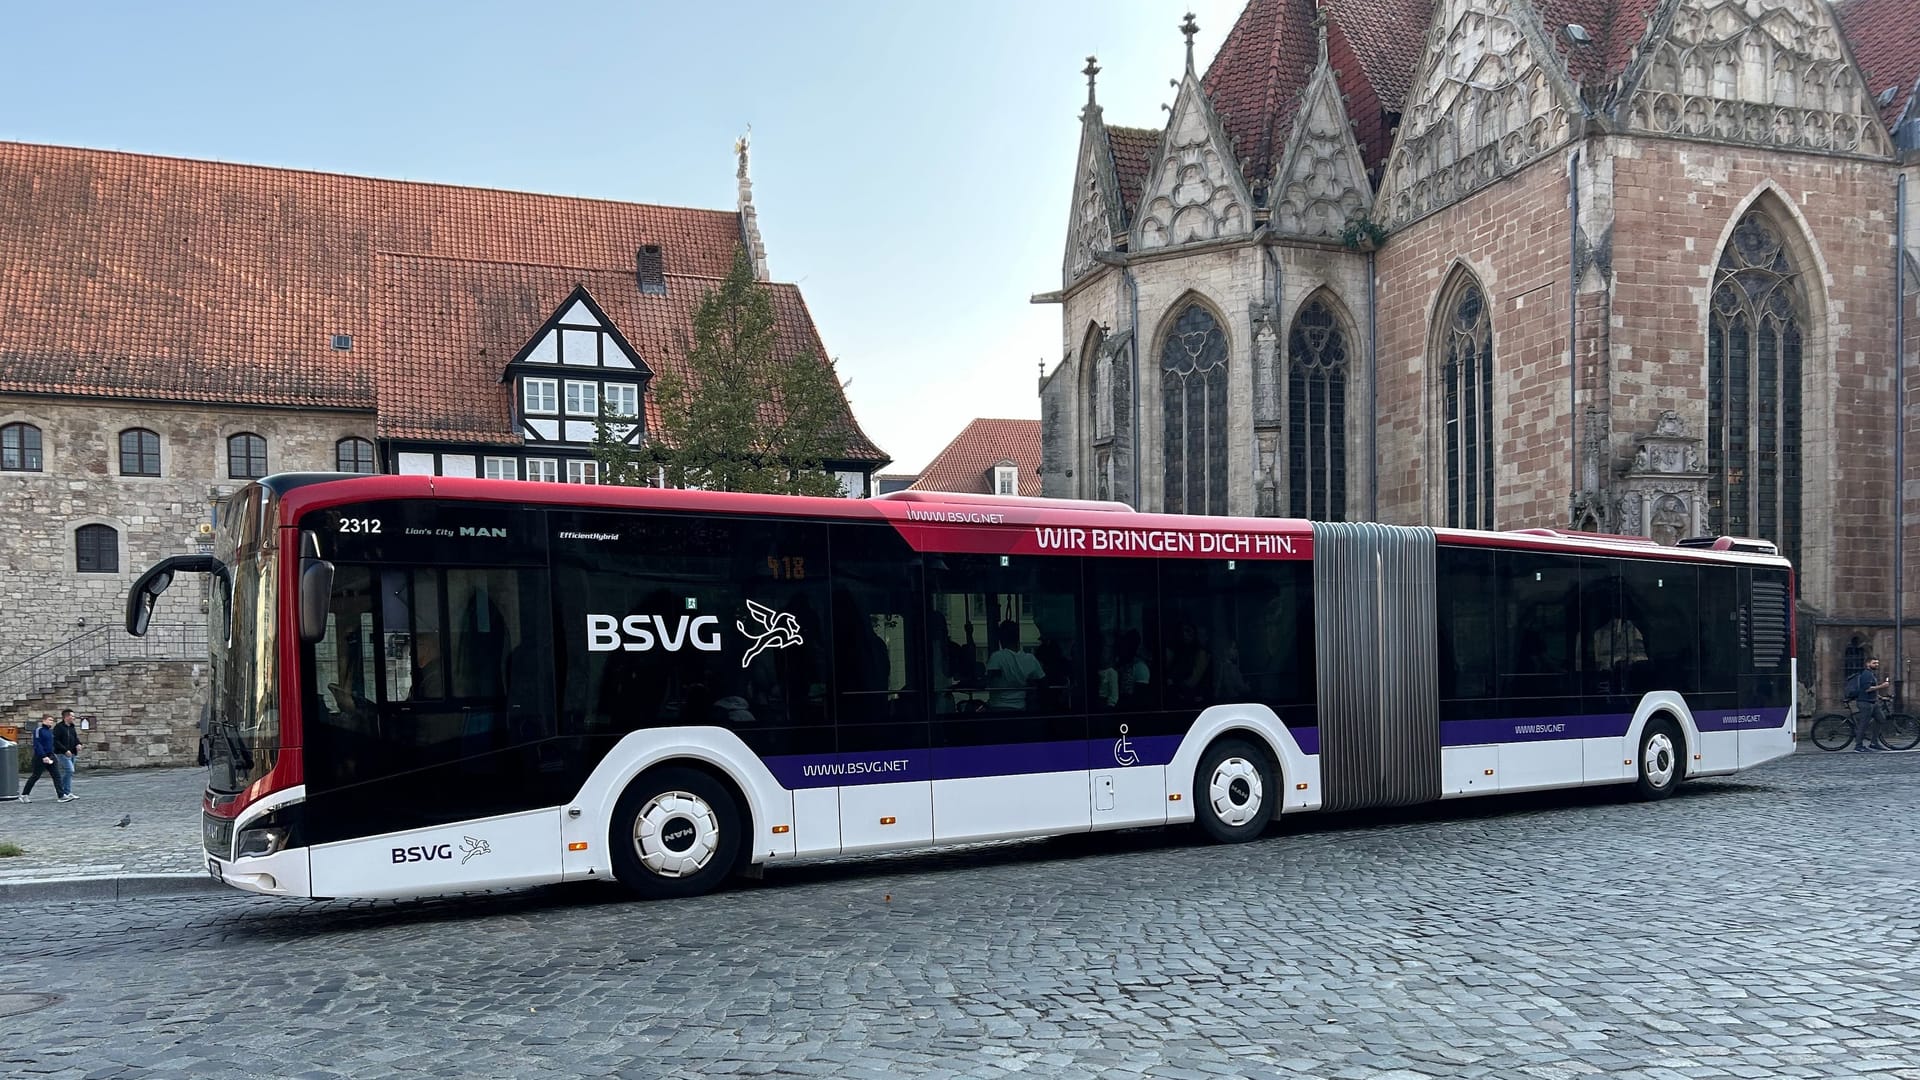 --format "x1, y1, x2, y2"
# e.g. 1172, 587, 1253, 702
1194, 738, 1276, 843
1634, 718, 1684, 800
609, 766, 742, 900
